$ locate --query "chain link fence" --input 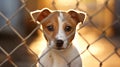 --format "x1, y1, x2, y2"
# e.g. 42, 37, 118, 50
0, 0, 120, 67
